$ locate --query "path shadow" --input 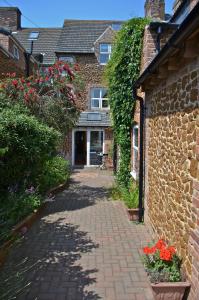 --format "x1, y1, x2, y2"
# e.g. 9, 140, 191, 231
45, 184, 110, 215
0, 217, 100, 300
